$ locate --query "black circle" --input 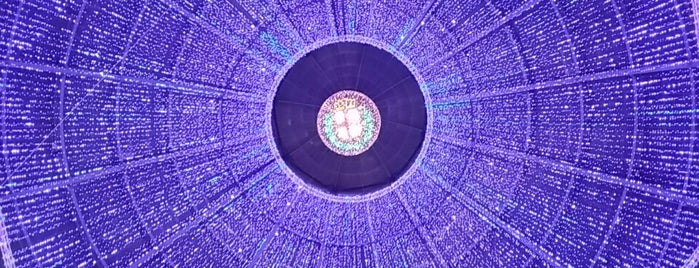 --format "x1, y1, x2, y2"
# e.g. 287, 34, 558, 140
271, 42, 426, 196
